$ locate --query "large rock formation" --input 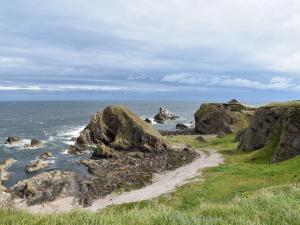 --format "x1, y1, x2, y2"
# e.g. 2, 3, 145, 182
154, 107, 179, 123
70, 105, 197, 206
238, 103, 300, 162
73, 105, 169, 153
194, 100, 252, 134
